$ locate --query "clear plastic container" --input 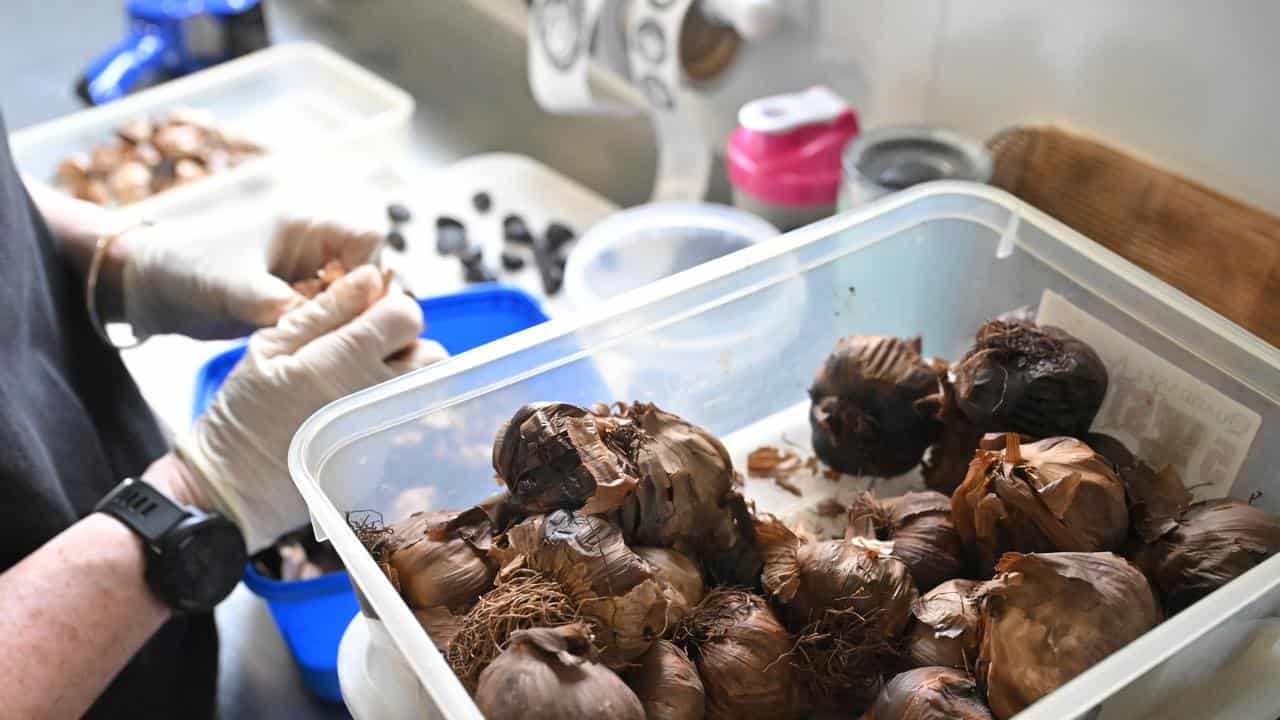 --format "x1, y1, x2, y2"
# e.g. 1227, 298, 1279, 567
8, 43, 413, 222
563, 202, 779, 306
289, 182, 1280, 720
